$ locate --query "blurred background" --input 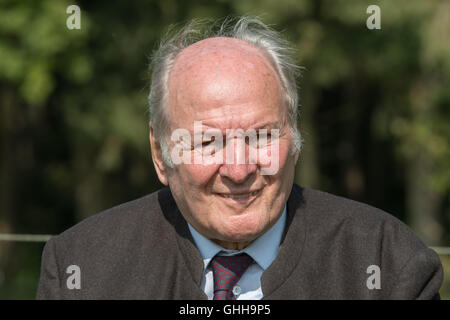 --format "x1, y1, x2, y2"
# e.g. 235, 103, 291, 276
0, 0, 449, 299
